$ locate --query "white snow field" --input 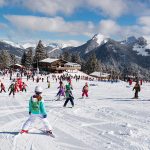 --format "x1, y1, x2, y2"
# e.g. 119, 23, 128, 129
0, 75, 150, 150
